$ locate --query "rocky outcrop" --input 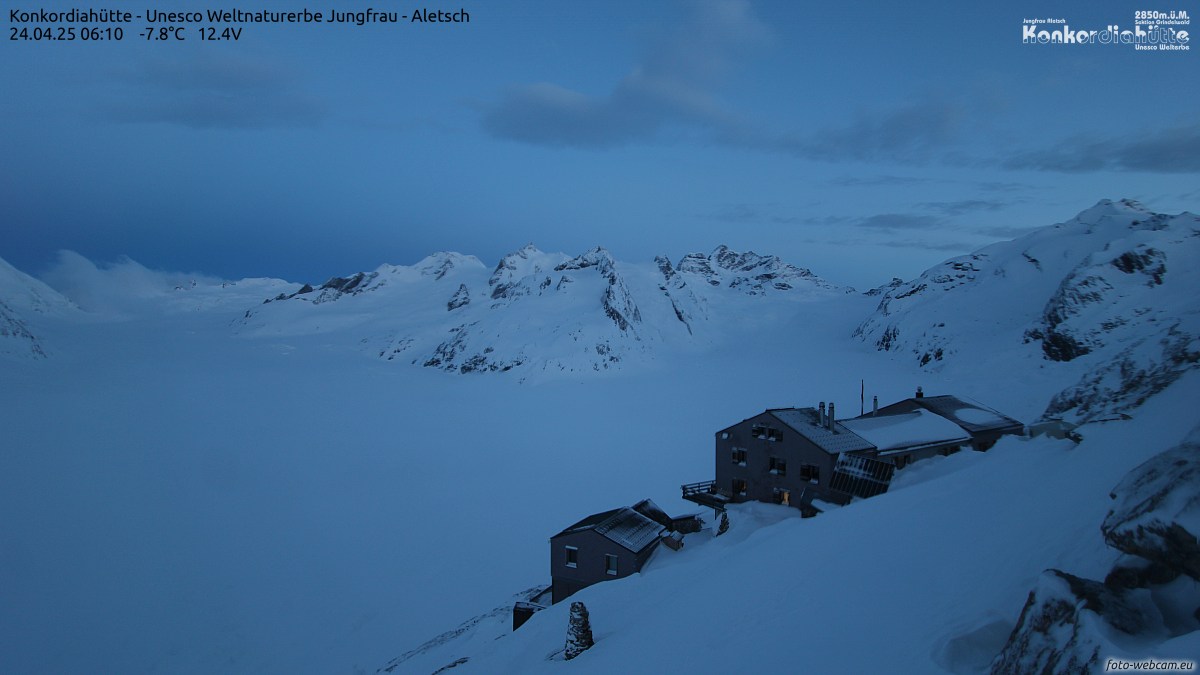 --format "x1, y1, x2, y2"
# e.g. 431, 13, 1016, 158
851, 253, 990, 367
990, 570, 1161, 675
422, 323, 524, 374
1044, 324, 1200, 423
554, 247, 642, 334
865, 277, 904, 297
655, 256, 706, 335
0, 300, 46, 359
1102, 436, 1200, 581
489, 244, 546, 301
676, 245, 850, 295
991, 430, 1200, 673
447, 284, 470, 311
264, 272, 381, 304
